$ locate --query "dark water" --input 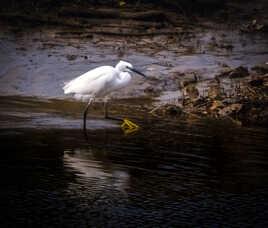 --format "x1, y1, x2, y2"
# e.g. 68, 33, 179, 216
0, 96, 268, 227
